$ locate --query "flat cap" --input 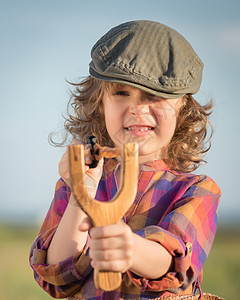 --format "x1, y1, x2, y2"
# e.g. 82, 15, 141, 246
89, 20, 203, 99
